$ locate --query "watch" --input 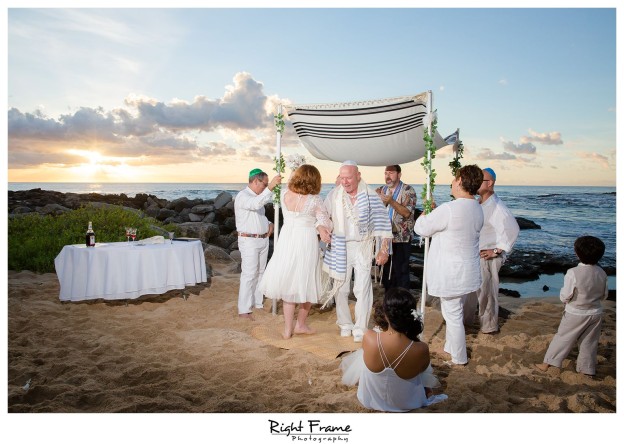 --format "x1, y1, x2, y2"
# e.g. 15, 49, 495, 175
493, 248, 500, 255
